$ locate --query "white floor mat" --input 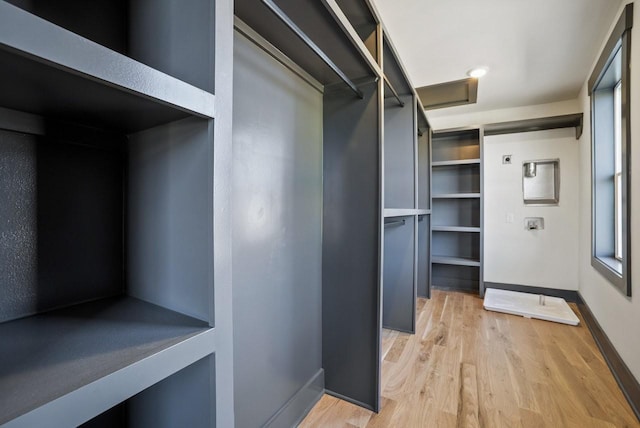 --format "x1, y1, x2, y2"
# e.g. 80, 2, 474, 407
483, 288, 580, 326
